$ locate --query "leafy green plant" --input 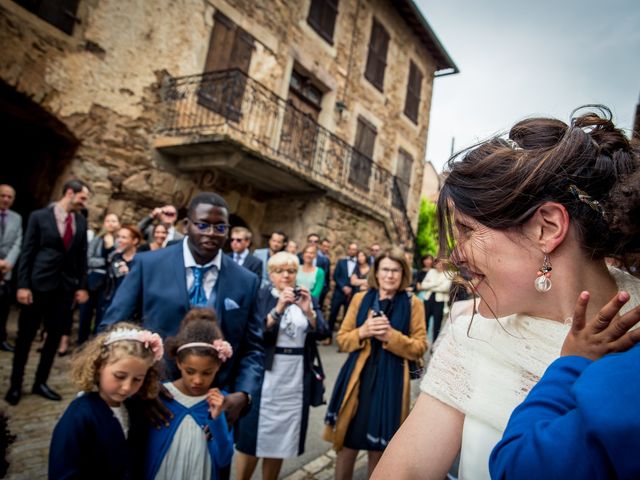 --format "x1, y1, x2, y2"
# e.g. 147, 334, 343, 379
416, 198, 439, 259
